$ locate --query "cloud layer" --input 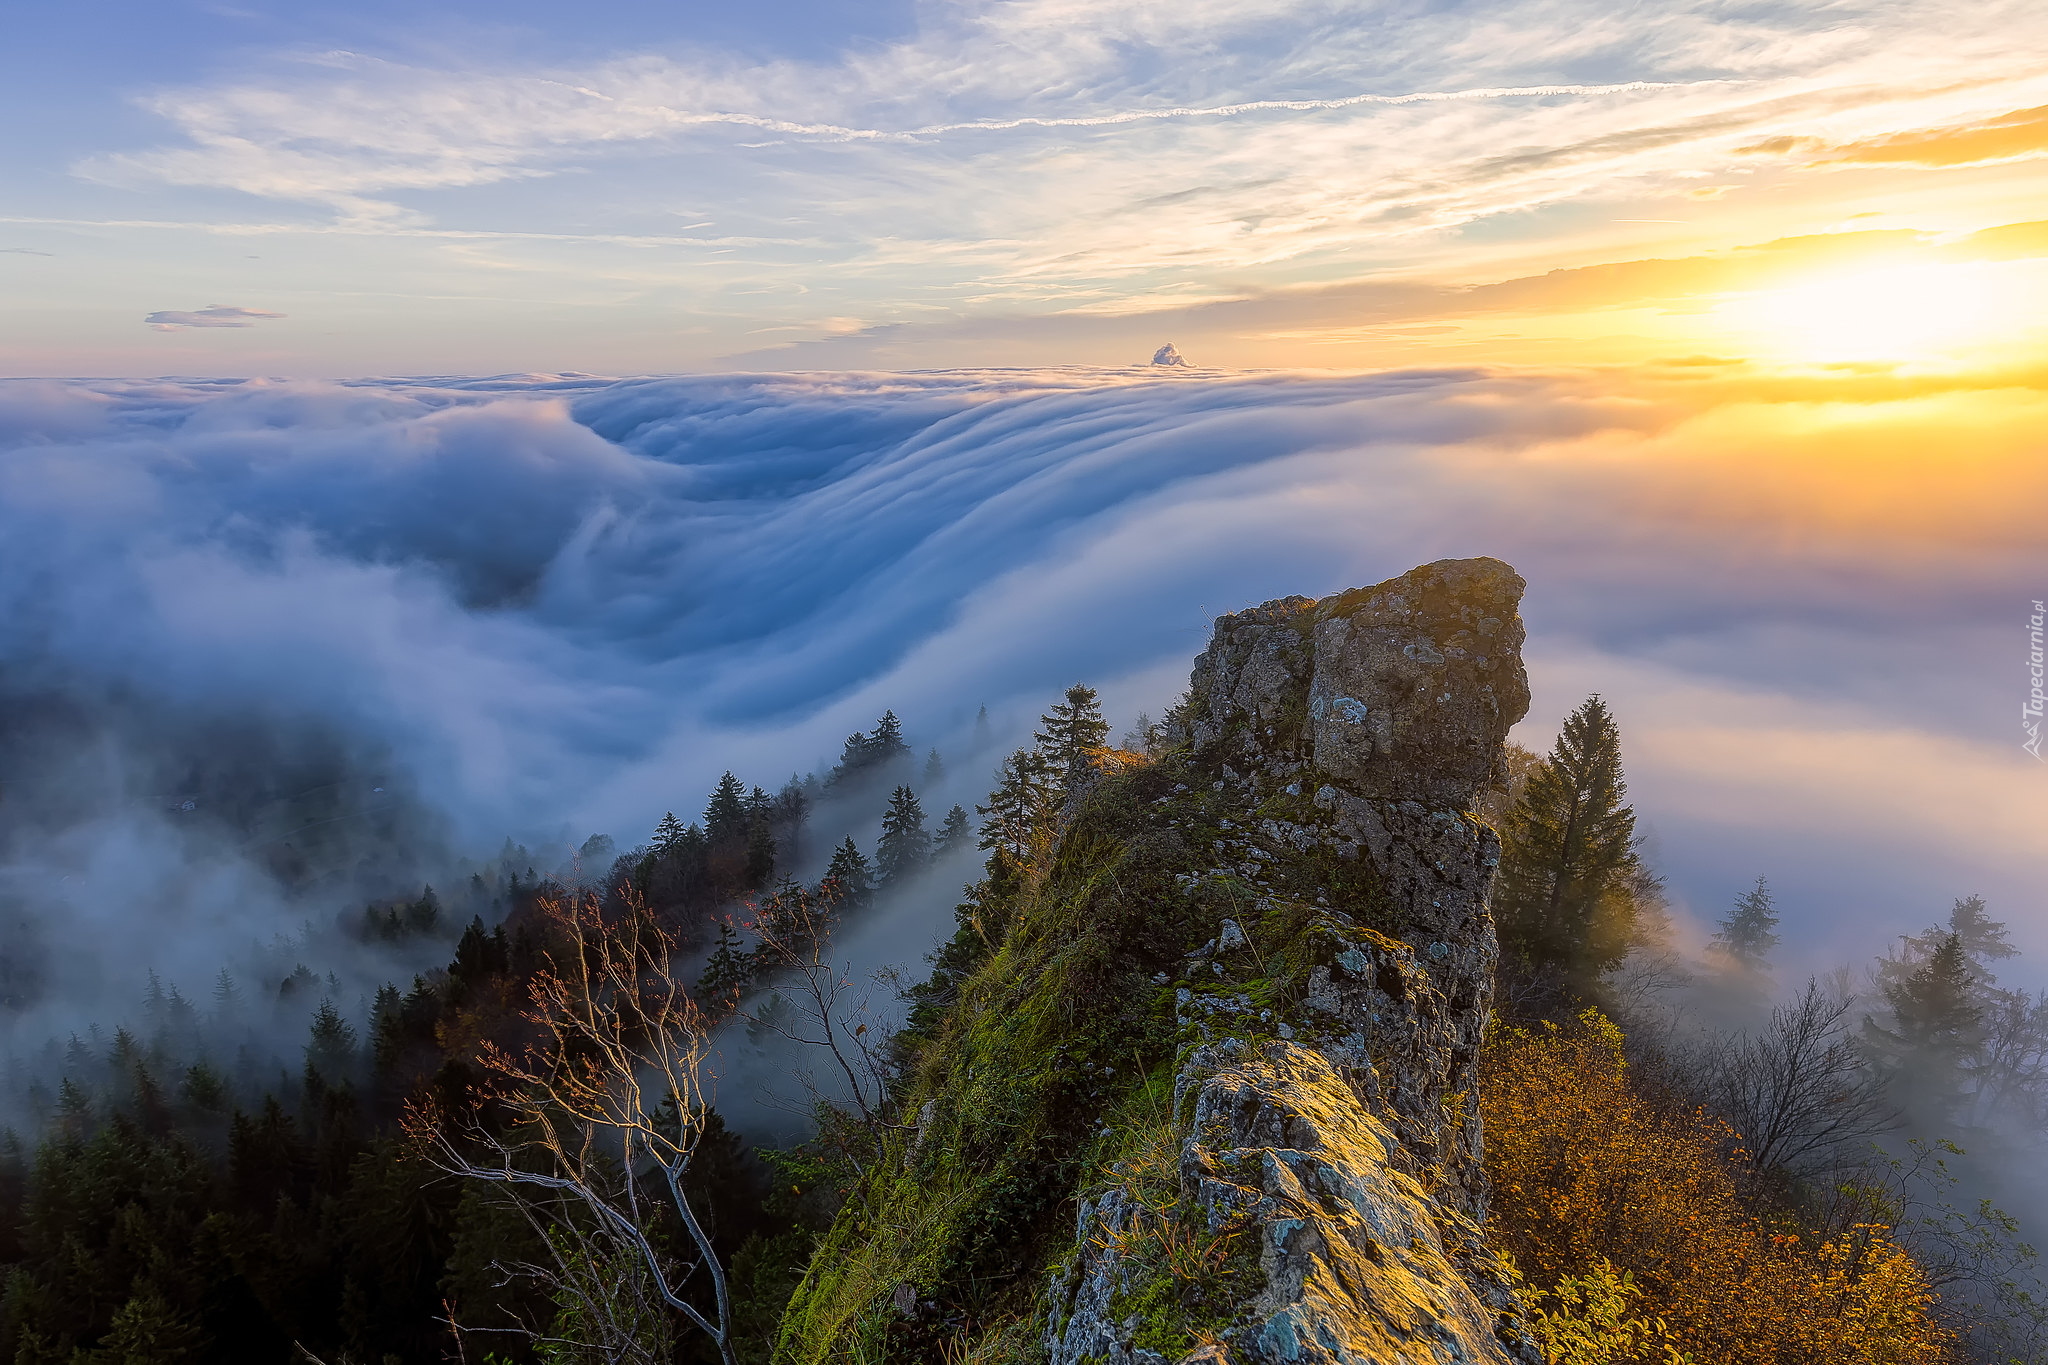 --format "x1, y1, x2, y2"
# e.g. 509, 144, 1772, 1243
0, 367, 2040, 1018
